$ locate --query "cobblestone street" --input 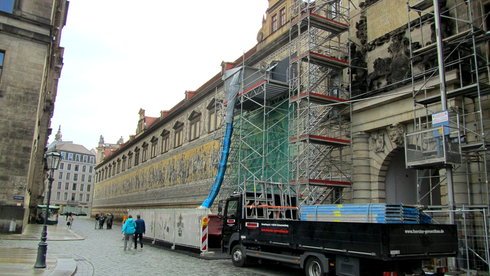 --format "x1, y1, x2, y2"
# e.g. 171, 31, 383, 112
0, 217, 303, 276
